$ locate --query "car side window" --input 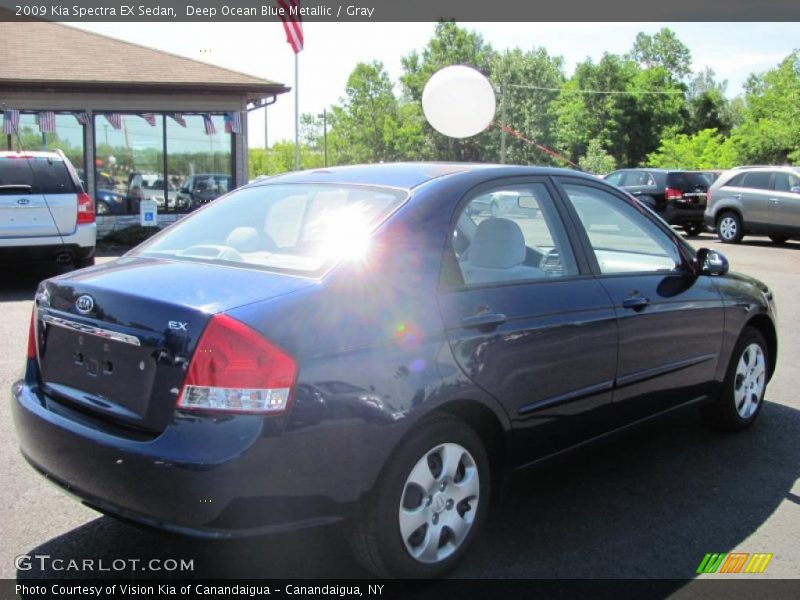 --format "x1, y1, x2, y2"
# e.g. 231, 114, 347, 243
772, 172, 800, 192
741, 171, 771, 190
604, 172, 624, 185
447, 183, 578, 287
562, 183, 682, 275
623, 171, 653, 187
